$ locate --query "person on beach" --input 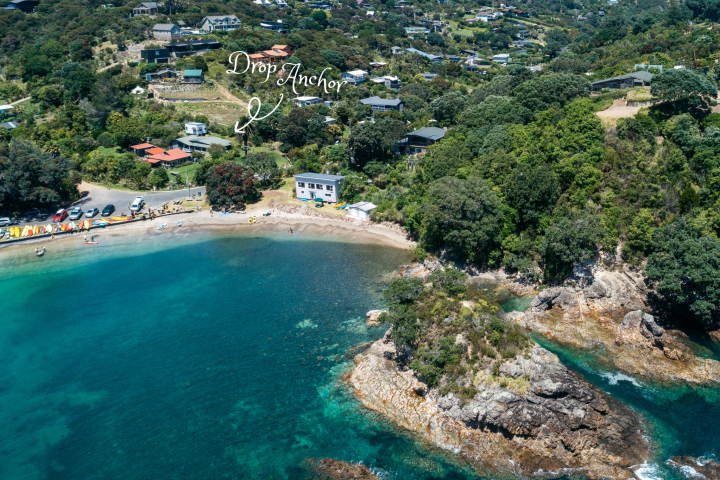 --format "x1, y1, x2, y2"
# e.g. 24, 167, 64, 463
210, 207, 214, 217
51, 234, 55, 240
84, 235, 87, 242
290, 227, 293, 234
